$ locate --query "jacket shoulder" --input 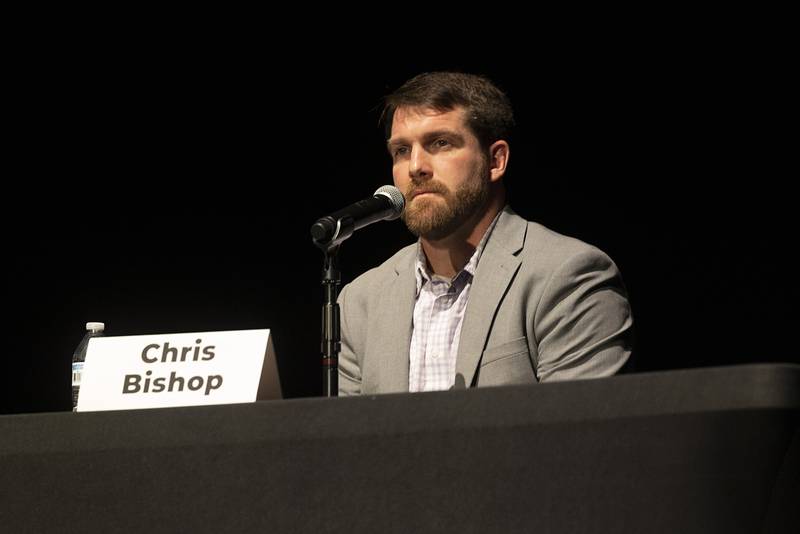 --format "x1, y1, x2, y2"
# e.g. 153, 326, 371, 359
521, 220, 616, 270
340, 243, 416, 301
